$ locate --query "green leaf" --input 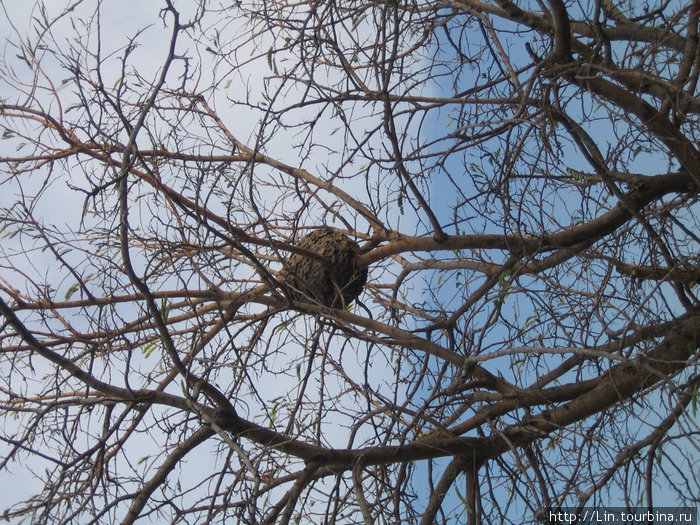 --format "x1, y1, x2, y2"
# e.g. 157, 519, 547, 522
351, 5, 370, 31
267, 46, 278, 74
142, 341, 157, 358
160, 298, 170, 323
522, 314, 540, 331
654, 442, 664, 465
65, 282, 80, 301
